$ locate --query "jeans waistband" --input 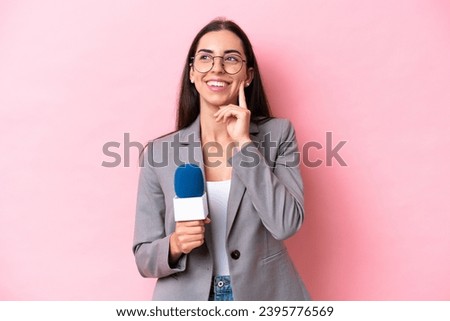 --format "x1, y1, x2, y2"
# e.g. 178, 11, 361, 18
209, 275, 233, 301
